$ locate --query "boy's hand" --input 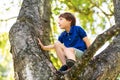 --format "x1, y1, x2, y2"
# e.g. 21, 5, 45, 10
37, 38, 54, 50
37, 38, 43, 46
